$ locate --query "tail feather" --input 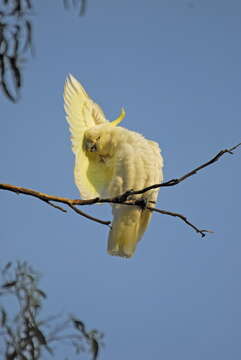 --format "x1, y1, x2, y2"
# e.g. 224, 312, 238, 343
107, 189, 159, 258
137, 190, 158, 239
138, 209, 152, 240
107, 205, 141, 258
